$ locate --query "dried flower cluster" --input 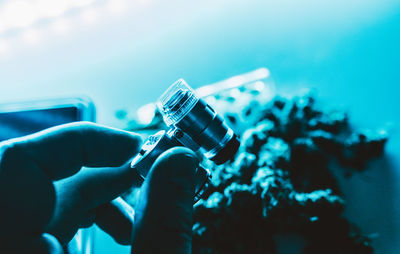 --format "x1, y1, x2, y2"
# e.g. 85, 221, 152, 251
193, 90, 387, 254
